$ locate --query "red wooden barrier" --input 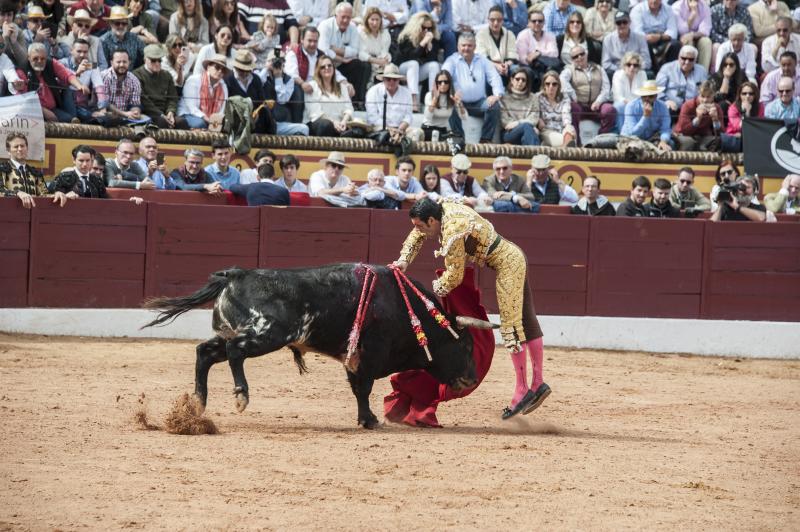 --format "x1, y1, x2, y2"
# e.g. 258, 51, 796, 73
587, 217, 706, 318
0, 202, 31, 307
107, 189, 229, 205
701, 221, 800, 321
28, 199, 147, 307
144, 203, 260, 298
259, 206, 370, 268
